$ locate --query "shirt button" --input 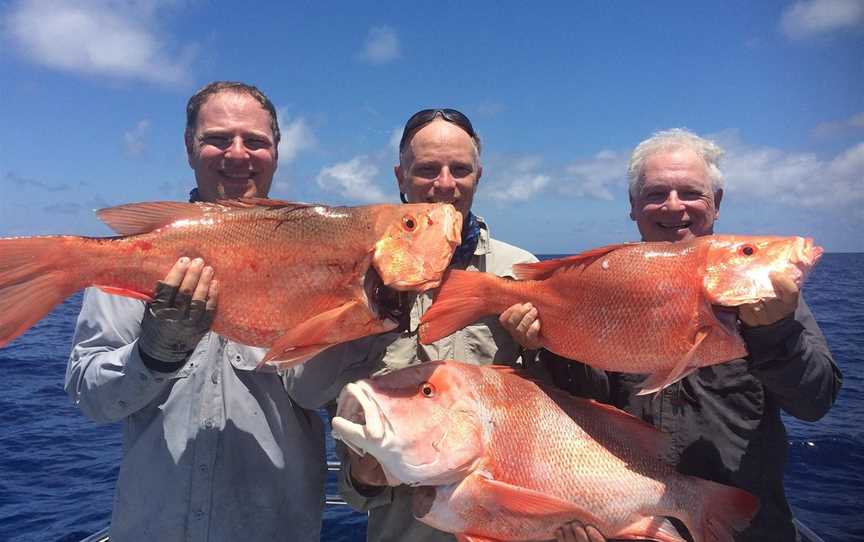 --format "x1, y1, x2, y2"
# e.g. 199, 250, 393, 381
199, 464, 208, 473
117, 400, 127, 408
194, 510, 204, 519
211, 372, 219, 384
204, 419, 214, 429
